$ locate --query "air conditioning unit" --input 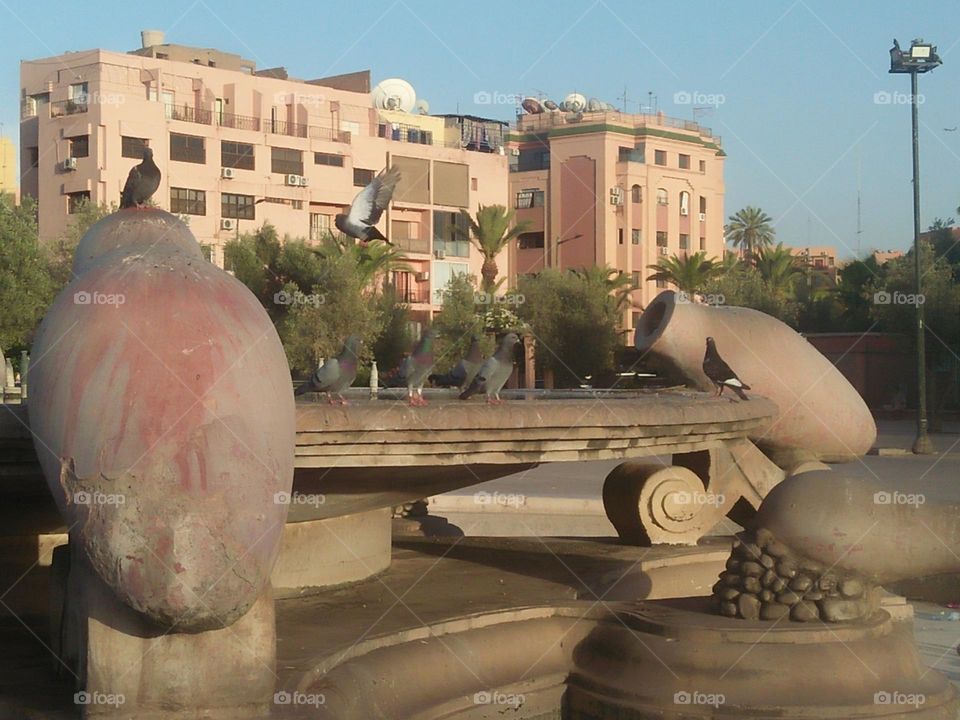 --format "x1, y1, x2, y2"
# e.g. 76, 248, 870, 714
285, 174, 300, 186
221, 219, 236, 231
658, 246, 668, 256
698, 212, 706, 221
416, 271, 430, 281
62, 157, 77, 171
680, 207, 689, 216
221, 167, 235, 179
510, 148, 520, 156
610, 186, 624, 205
298, 176, 309, 187
433, 249, 445, 260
